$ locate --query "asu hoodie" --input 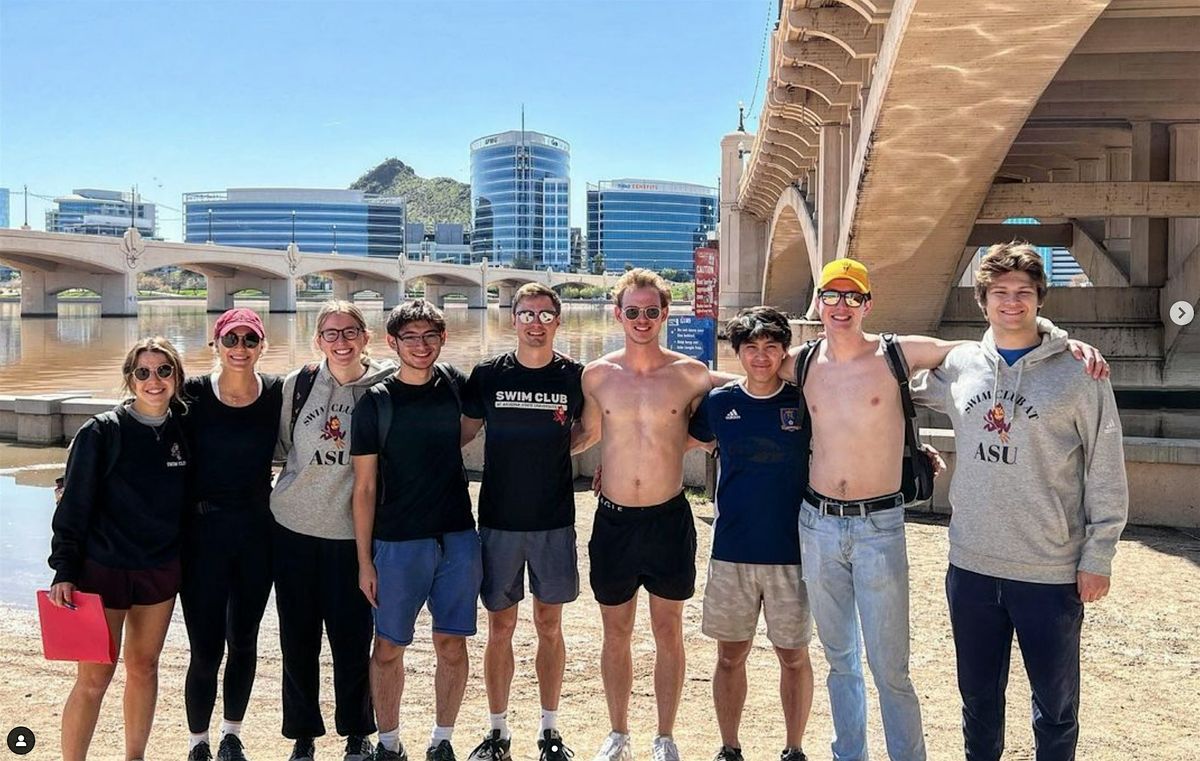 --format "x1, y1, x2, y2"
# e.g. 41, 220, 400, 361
910, 322, 1128, 584
270, 357, 396, 539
